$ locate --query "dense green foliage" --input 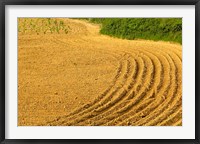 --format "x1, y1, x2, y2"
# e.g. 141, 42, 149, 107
86, 18, 182, 44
